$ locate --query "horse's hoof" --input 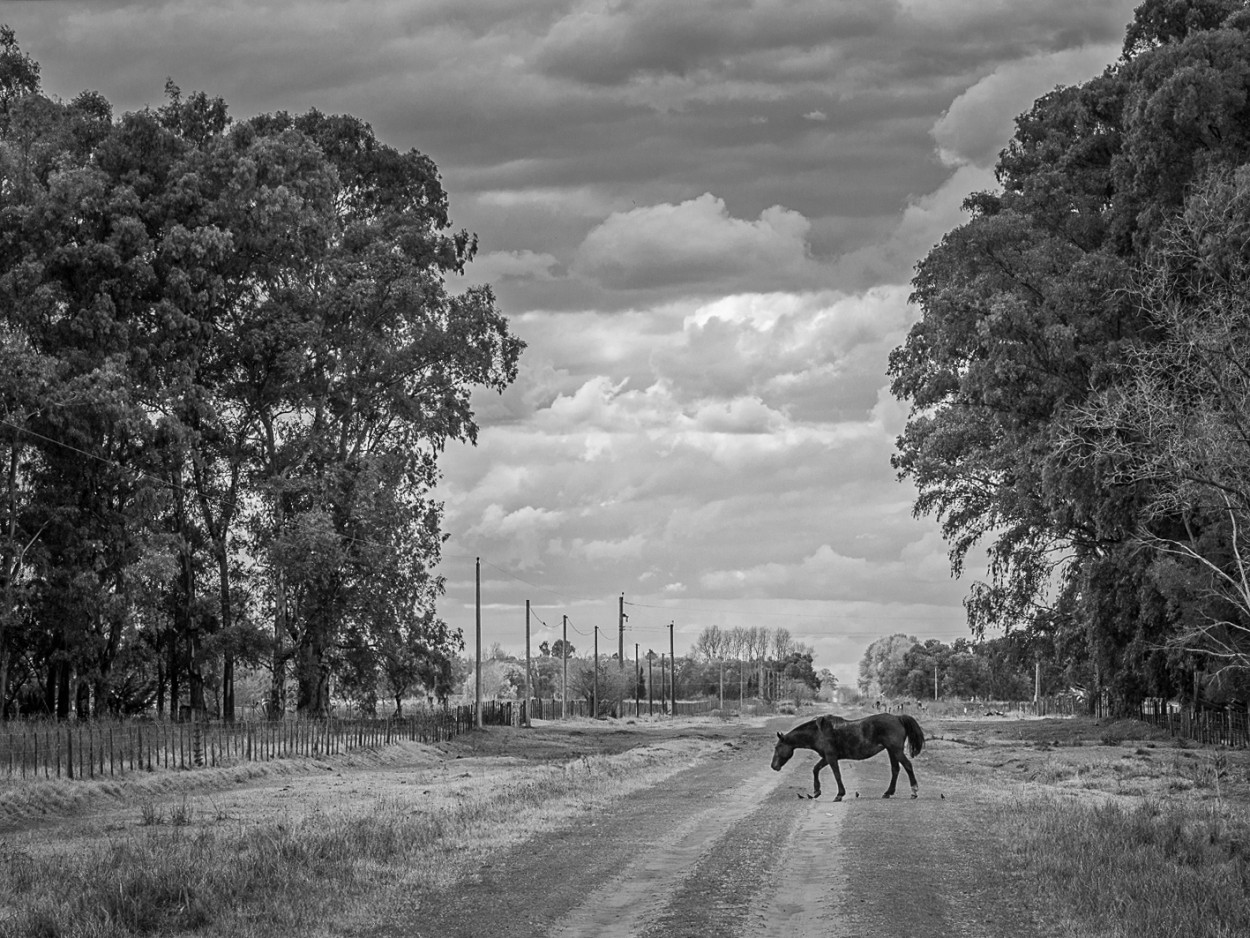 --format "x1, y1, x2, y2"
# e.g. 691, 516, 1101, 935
832, 794, 843, 802
911, 790, 919, 799
882, 793, 893, 799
